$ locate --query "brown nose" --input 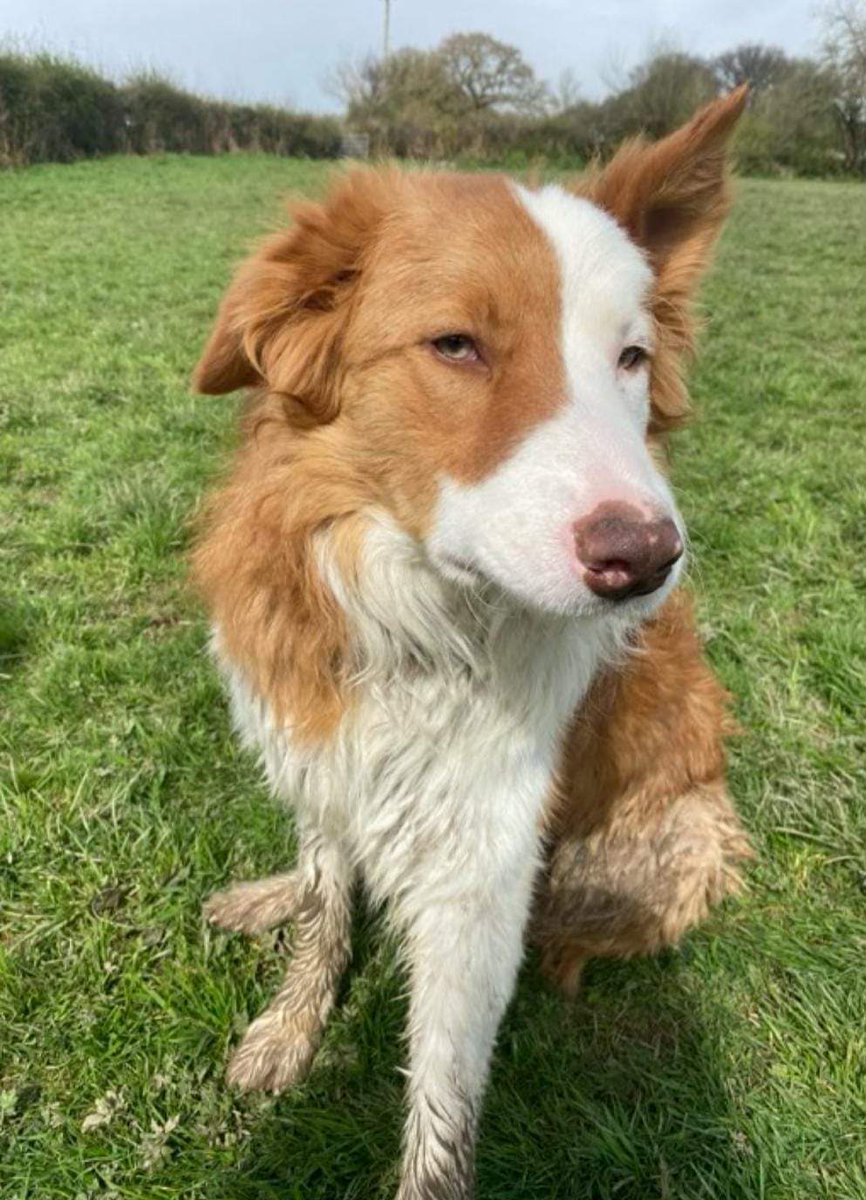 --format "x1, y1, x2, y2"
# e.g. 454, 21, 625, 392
573, 503, 683, 601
